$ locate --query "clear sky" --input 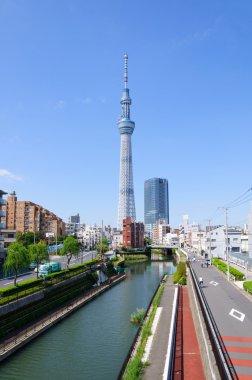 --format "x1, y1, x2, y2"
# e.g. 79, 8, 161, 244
1, 0, 252, 229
